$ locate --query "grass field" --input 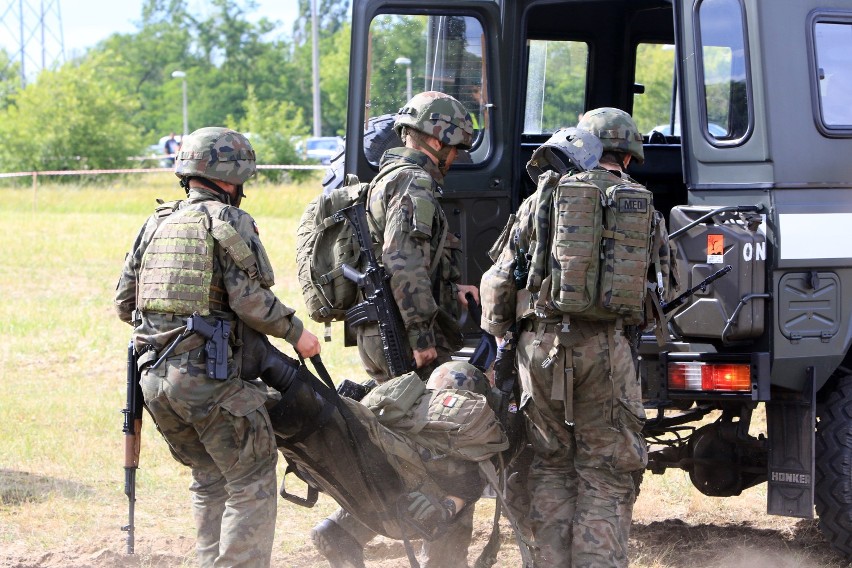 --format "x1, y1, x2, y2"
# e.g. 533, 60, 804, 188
0, 174, 846, 567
